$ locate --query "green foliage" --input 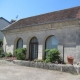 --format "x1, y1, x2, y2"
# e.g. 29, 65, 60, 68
0, 48, 6, 58
6, 52, 12, 57
0, 48, 13, 58
45, 58, 50, 63
45, 49, 50, 53
0, 39, 3, 47
45, 48, 60, 63
15, 48, 27, 60
0, 48, 5, 58
0, 48, 3, 54
34, 59, 44, 62
21, 48, 26, 53
0, 52, 6, 58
